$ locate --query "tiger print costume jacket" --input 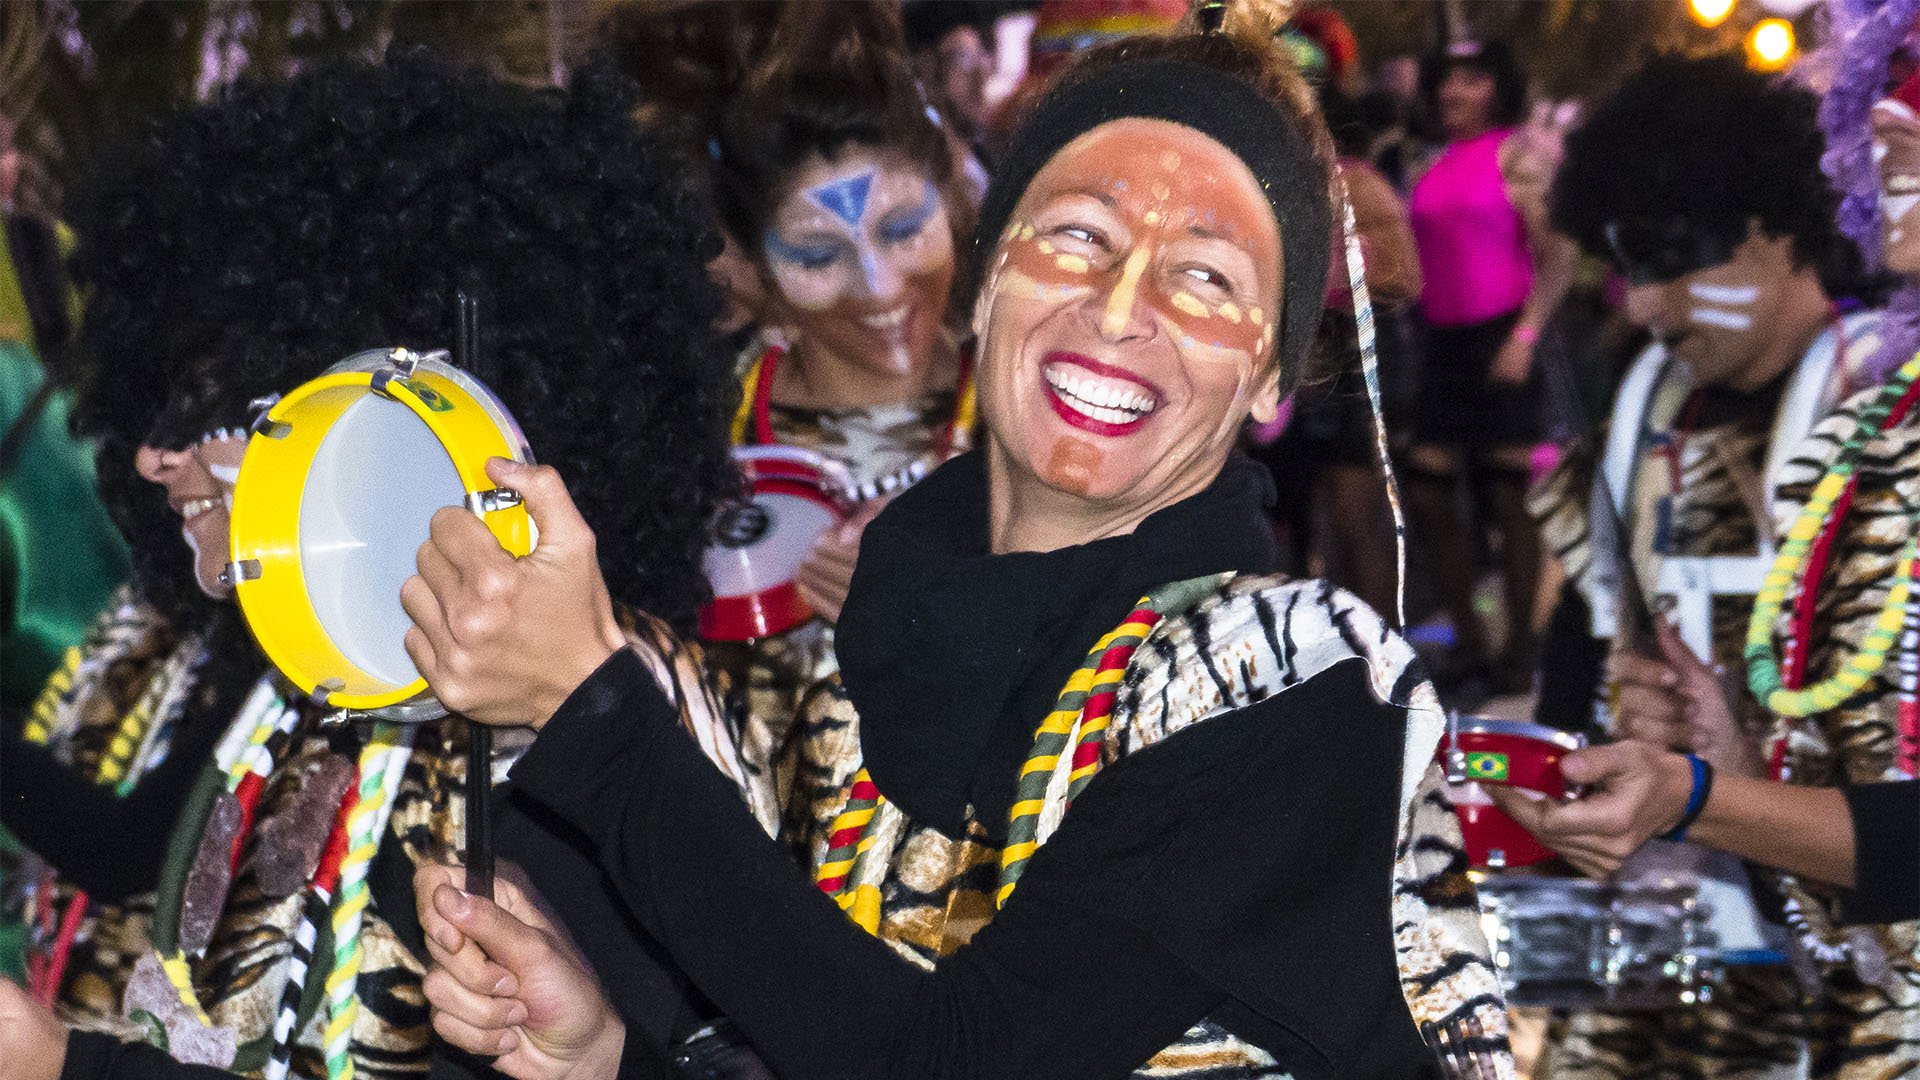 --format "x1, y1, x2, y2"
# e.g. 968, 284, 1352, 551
761, 576, 1514, 1078
1757, 386, 1920, 1075
9, 595, 730, 1080
708, 331, 974, 796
